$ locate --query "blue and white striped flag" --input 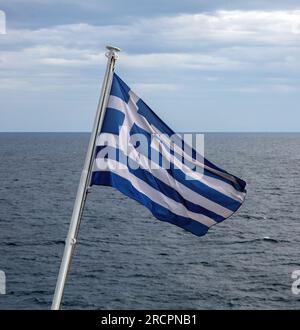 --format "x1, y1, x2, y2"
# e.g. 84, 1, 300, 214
91, 73, 246, 236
